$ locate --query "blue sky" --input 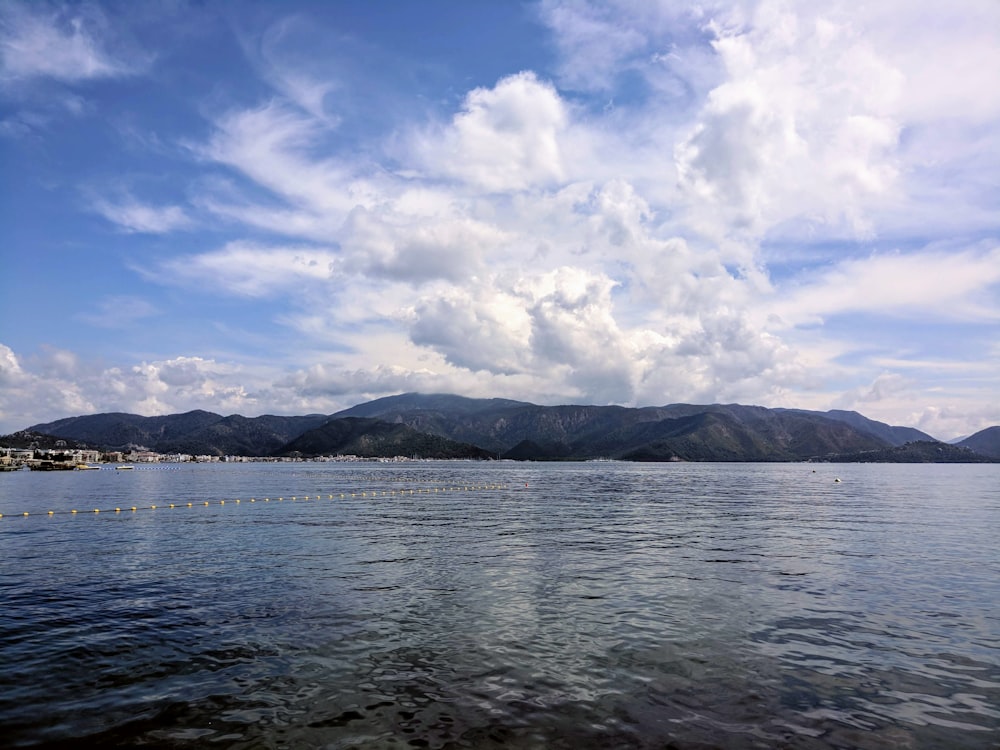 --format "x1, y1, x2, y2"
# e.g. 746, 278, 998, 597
1, 0, 998, 440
